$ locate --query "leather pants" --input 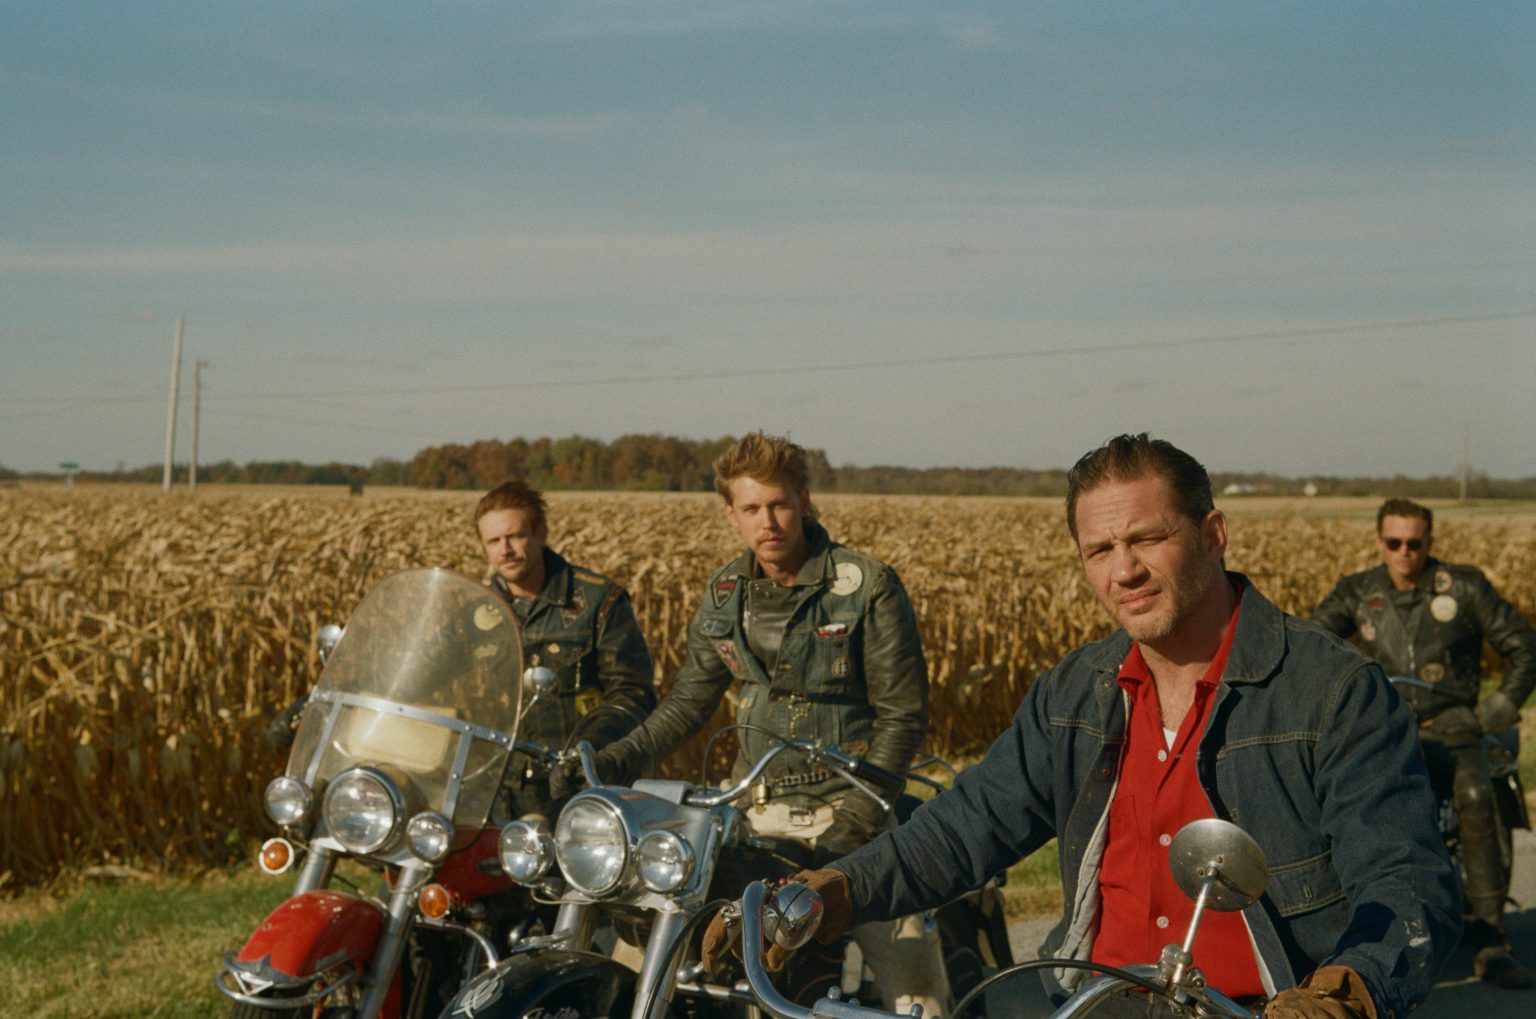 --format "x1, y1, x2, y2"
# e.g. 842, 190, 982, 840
1421, 708, 1506, 930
